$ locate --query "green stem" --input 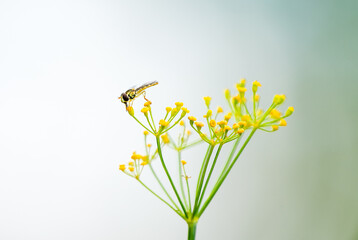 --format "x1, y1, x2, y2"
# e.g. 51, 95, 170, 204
219, 138, 241, 180
145, 114, 156, 132
144, 135, 179, 211
137, 179, 185, 220
183, 164, 192, 212
187, 222, 197, 240
156, 136, 188, 218
253, 92, 257, 121
196, 143, 223, 211
182, 139, 203, 150
178, 151, 189, 209
162, 115, 185, 134
198, 129, 257, 217
149, 164, 182, 213
149, 109, 157, 131
193, 145, 215, 214
131, 115, 154, 134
